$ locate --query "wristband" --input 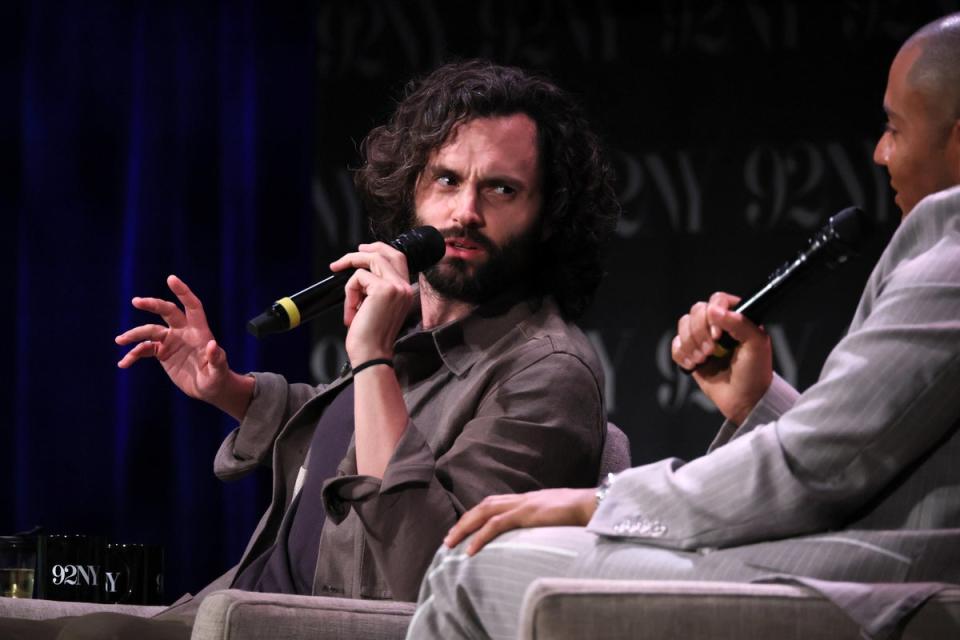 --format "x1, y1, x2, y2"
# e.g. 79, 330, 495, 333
350, 357, 394, 376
